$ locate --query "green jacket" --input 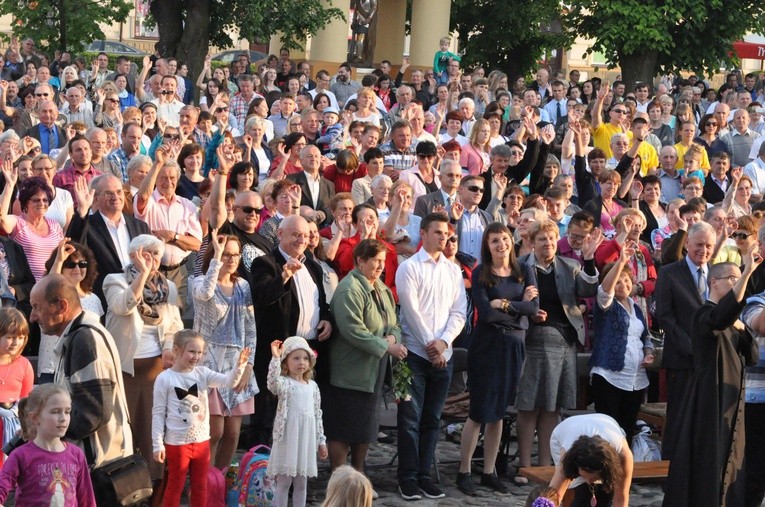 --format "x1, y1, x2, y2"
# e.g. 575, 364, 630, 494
329, 268, 401, 392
